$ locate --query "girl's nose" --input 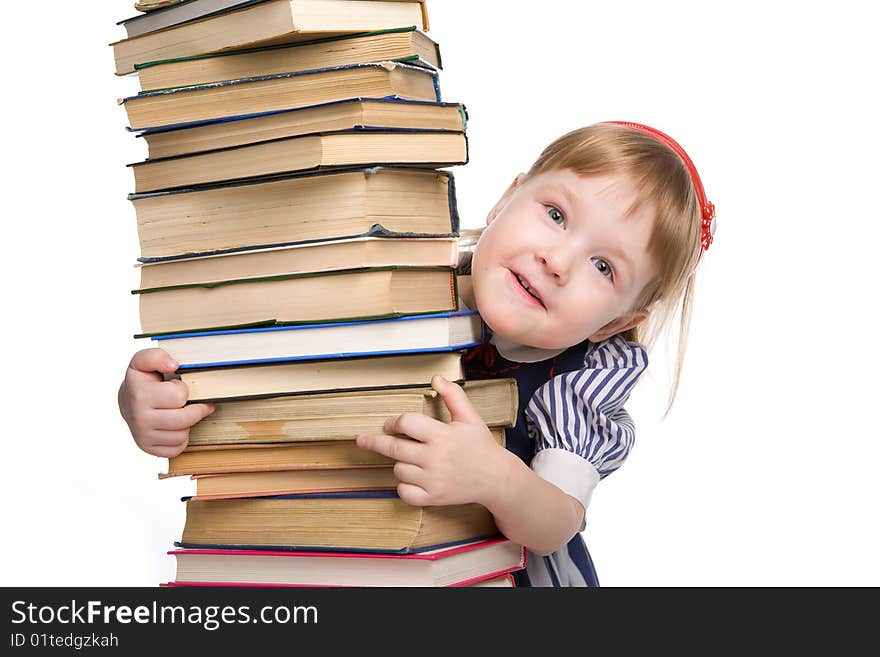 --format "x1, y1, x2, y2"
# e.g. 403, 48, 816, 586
536, 241, 576, 285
